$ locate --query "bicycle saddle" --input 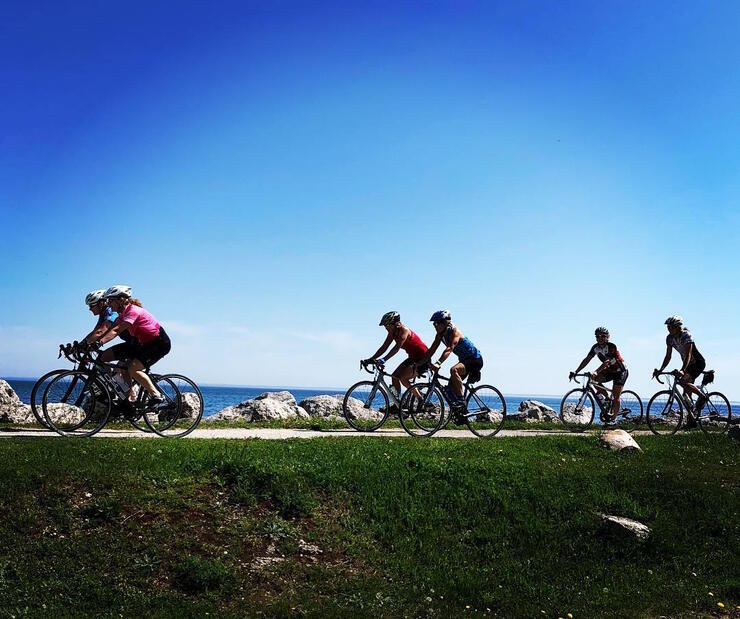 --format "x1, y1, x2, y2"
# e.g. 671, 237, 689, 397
701, 370, 714, 385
